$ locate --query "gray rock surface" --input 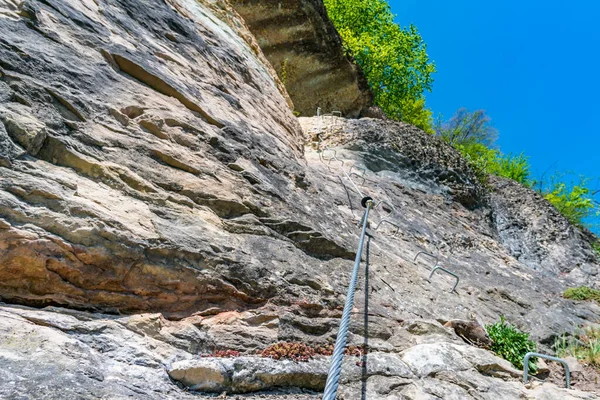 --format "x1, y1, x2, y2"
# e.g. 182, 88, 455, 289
490, 175, 600, 283
168, 352, 412, 393
0, 0, 599, 399
1, 303, 595, 399
229, 0, 373, 117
